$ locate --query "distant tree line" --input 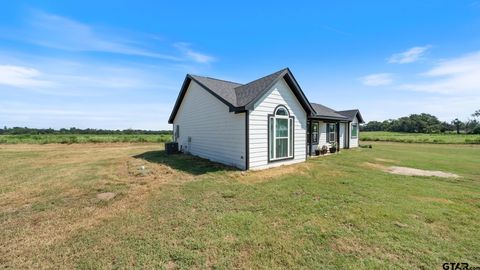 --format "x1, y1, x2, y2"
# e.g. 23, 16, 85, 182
0, 127, 172, 135
361, 109, 480, 134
